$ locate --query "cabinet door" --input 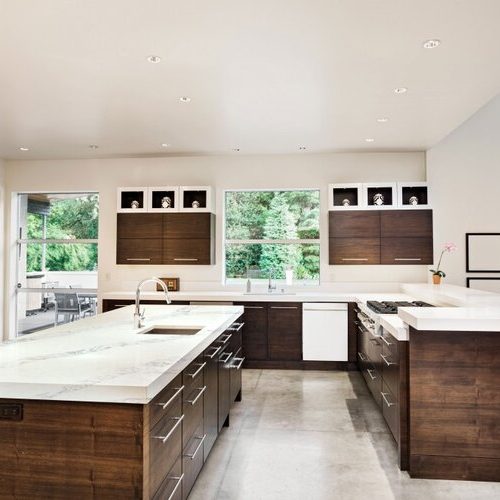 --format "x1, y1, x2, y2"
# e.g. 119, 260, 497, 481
329, 211, 380, 238
163, 213, 213, 239
116, 239, 162, 264
117, 213, 163, 239
236, 303, 268, 361
380, 210, 432, 238
268, 304, 302, 360
329, 238, 380, 265
203, 345, 219, 461
380, 237, 433, 265
163, 239, 212, 265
